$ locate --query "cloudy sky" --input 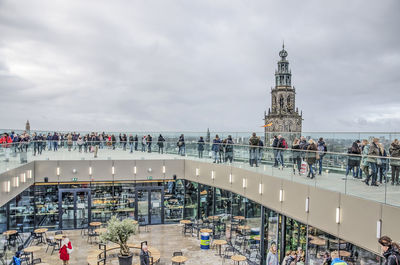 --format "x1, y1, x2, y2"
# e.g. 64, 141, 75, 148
0, 0, 399, 132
